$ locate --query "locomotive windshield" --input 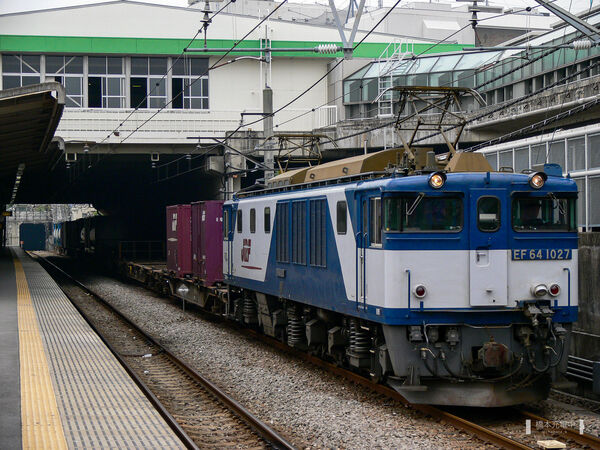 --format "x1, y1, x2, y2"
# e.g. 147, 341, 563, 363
512, 194, 577, 232
384, 194, 463, 232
